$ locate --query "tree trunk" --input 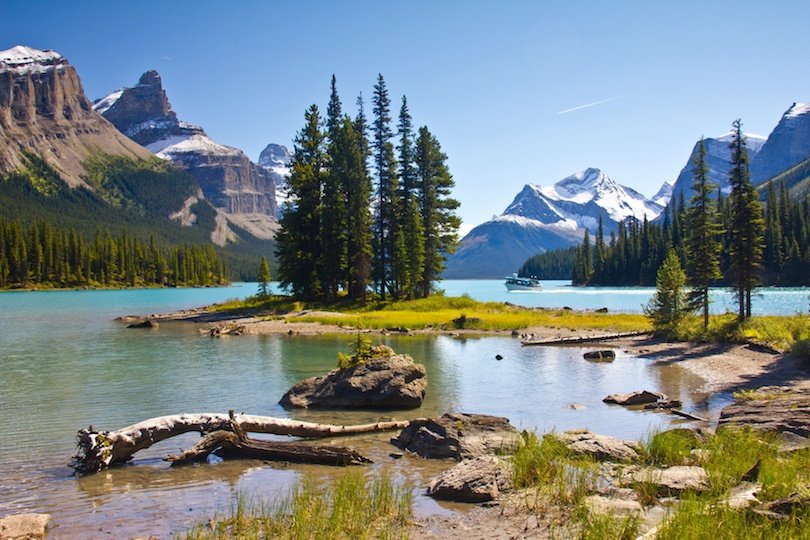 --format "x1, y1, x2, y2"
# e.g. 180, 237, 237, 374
71, 411, 410, 475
